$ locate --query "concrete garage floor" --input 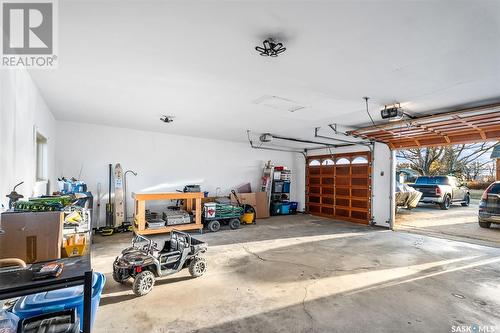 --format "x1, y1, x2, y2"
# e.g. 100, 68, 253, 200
396, 200, 500, 248
92, 215, 500, 333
